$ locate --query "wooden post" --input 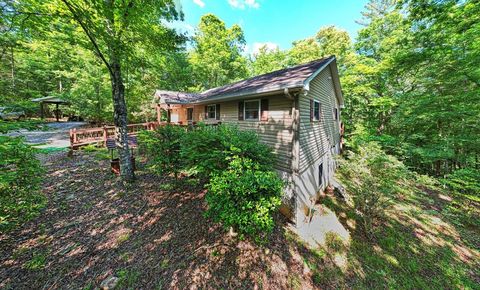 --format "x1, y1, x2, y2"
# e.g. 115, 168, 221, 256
55, 103, 59, 122
156, 104, 161, 124
103, 125, 107, 147
73, 128, 77, 143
